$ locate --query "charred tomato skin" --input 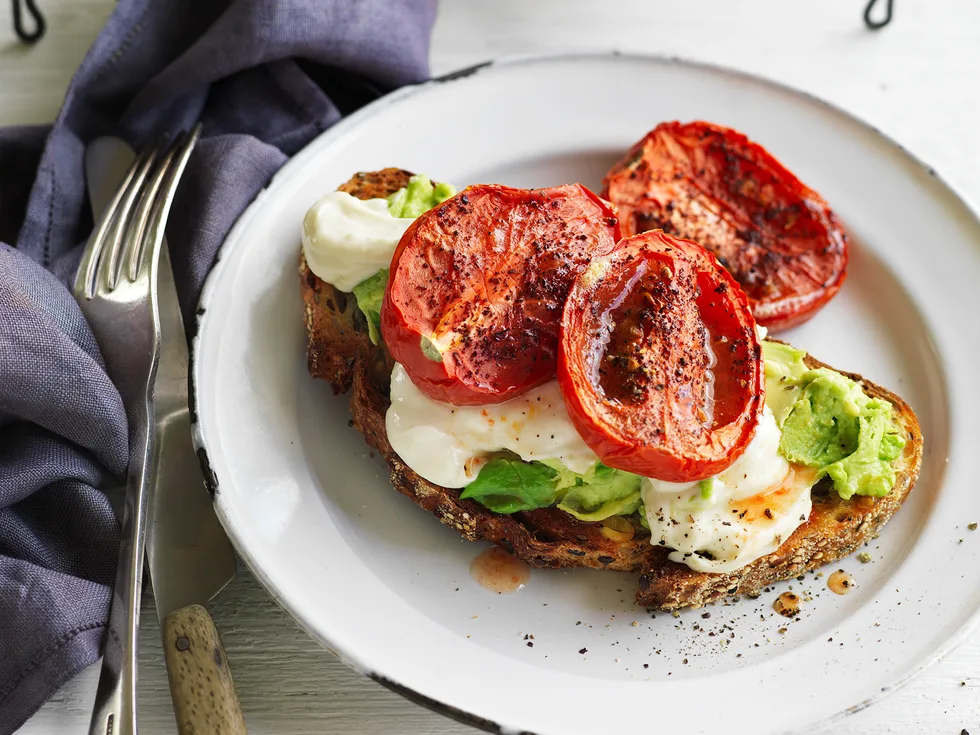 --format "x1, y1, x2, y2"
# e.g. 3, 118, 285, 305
558, 230, 765, 482
602, 120, 848, 331
382, 183, 621, 406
